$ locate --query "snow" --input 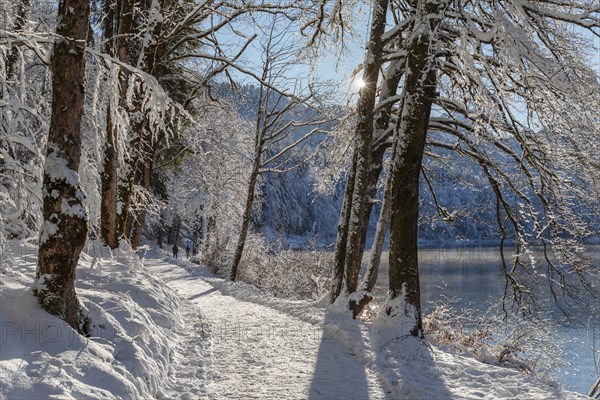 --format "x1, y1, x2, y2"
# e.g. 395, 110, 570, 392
0, 242, 591, 399
60, 198, 87, 219
43, 150, 80, 187
1, 241, 205, 399
38, 220, 58, 244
